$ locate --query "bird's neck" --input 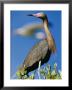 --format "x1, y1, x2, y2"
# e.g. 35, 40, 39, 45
43, 19, 56, 53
